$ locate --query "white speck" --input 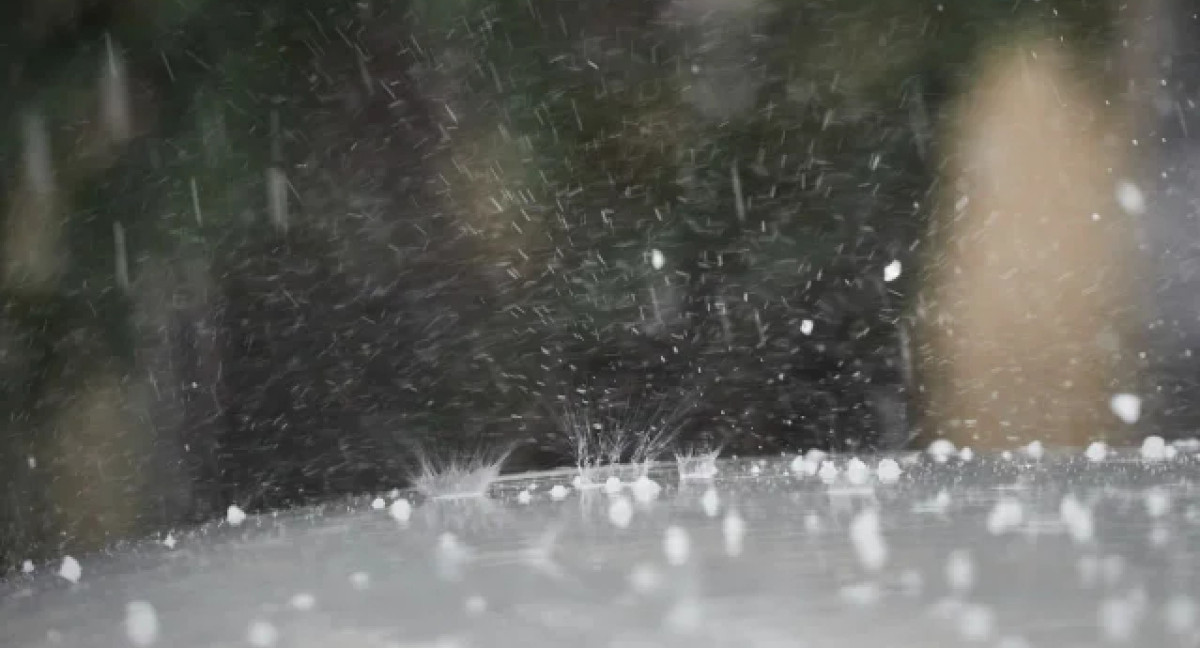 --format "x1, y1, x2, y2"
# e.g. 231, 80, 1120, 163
58, 556, 81, 584
161, 533, 177, 549
226, 505, 247, 526
27, 456, 36, 469
700, 488, 720, 517
549, 484, 570, 501
631, 476, 662, 503
288, 593, 316, 611
959, 447, 975, 462
1115, 180, 1146, 215
1164, 595, 1196, 635
1059, 495, 1094, 544
804, 512, 823, 533
723, 511, 746, 557
1144, 487, 1171, 518
946, 550, 975, 594
883, 259, 902, 282
1110, 394, 1141, 425
800, 319, 814, 335
1099, 596, 1140, 643
839, 581, 882, 607
750, 463, 761, 476
1141, 435, 1167, 461
603, 476, 623, 494
124, 601, 159, 647
389, 499, 412, 523
464, 595, 488, 616
629, 563, 663, 594
1000, 450, 1013, 461
608, 497, 634, 529
850, 509, 887, 571
349, 571, 370, 590
987, 498, 1025, 535
927, 439, 957, 462
370, 497, 385, 510
876, 458, 903, 483
21, 559, 34, 574
1024, 440, 1045, 460
1085, 441, 1109, 462
664, 526, 691, 566
650, 249, 665, 270
845, 458, 870, 485
958, 604, 996, 642
1164, 444, 1179, 460
246, 620, 279, 648
818, 460, 839, 482
517, 489, 532, 504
